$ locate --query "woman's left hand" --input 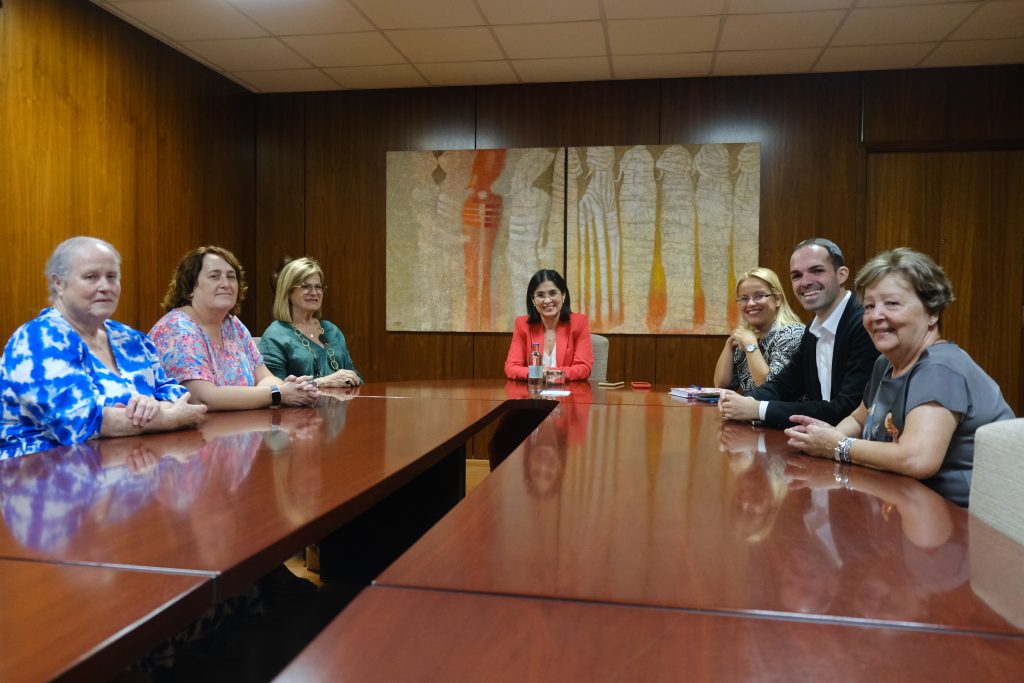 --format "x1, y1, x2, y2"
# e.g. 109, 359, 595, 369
785, 415, 843, 459
318, 369, 363, 388
122, 395, 162, 427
